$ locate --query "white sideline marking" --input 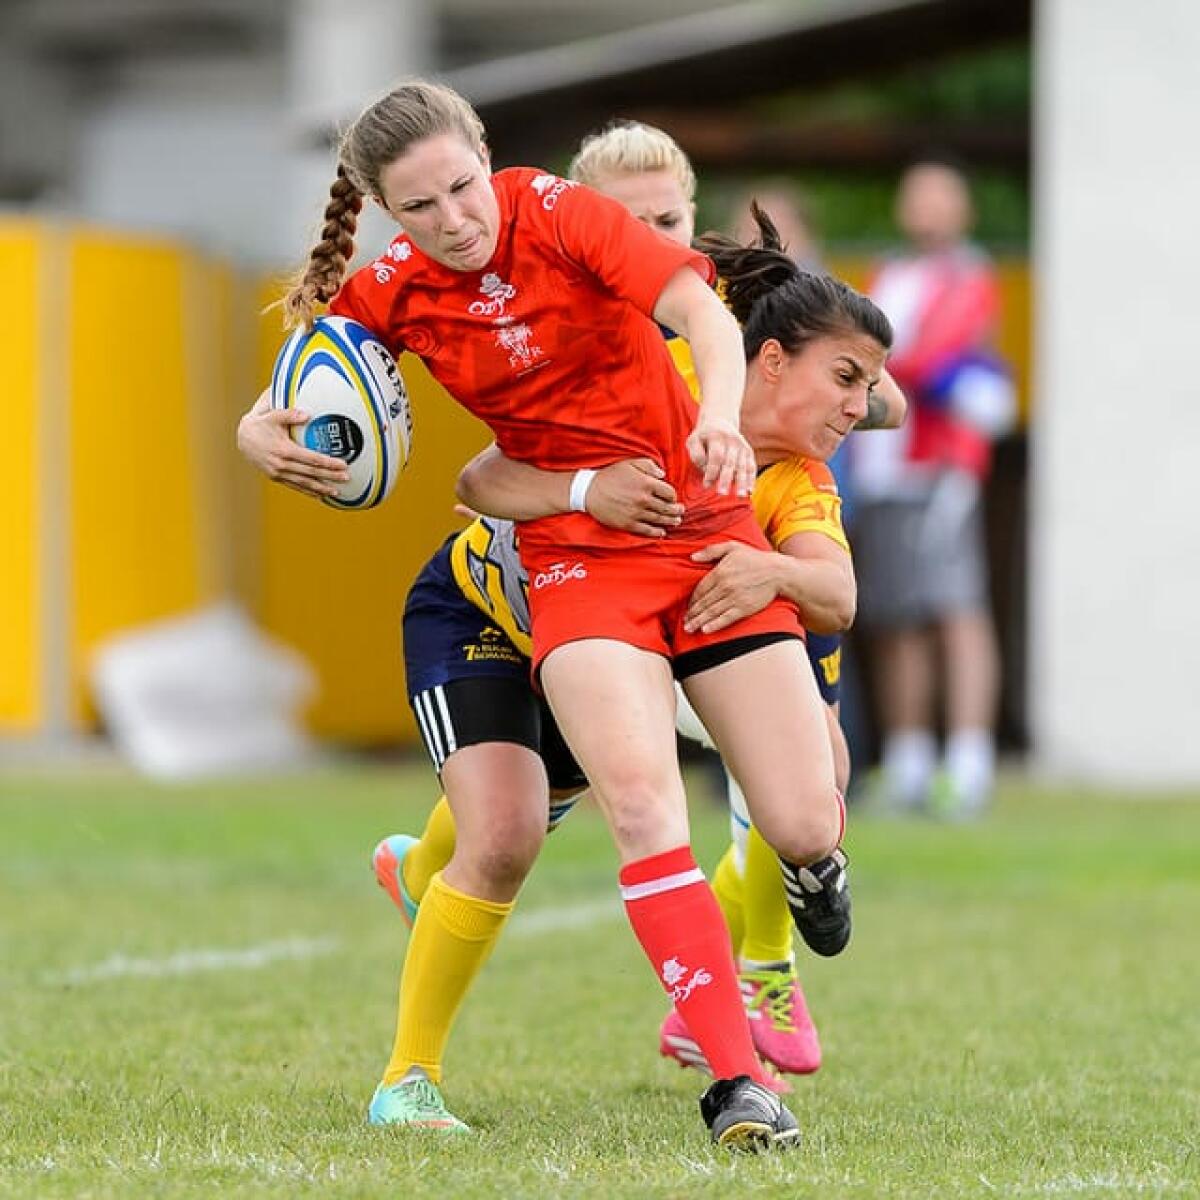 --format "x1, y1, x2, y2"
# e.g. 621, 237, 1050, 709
44, 936, 340, 985
42, 899, 620, 986
1021, 1175, 1185, 1195
508, 898, 621, 937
